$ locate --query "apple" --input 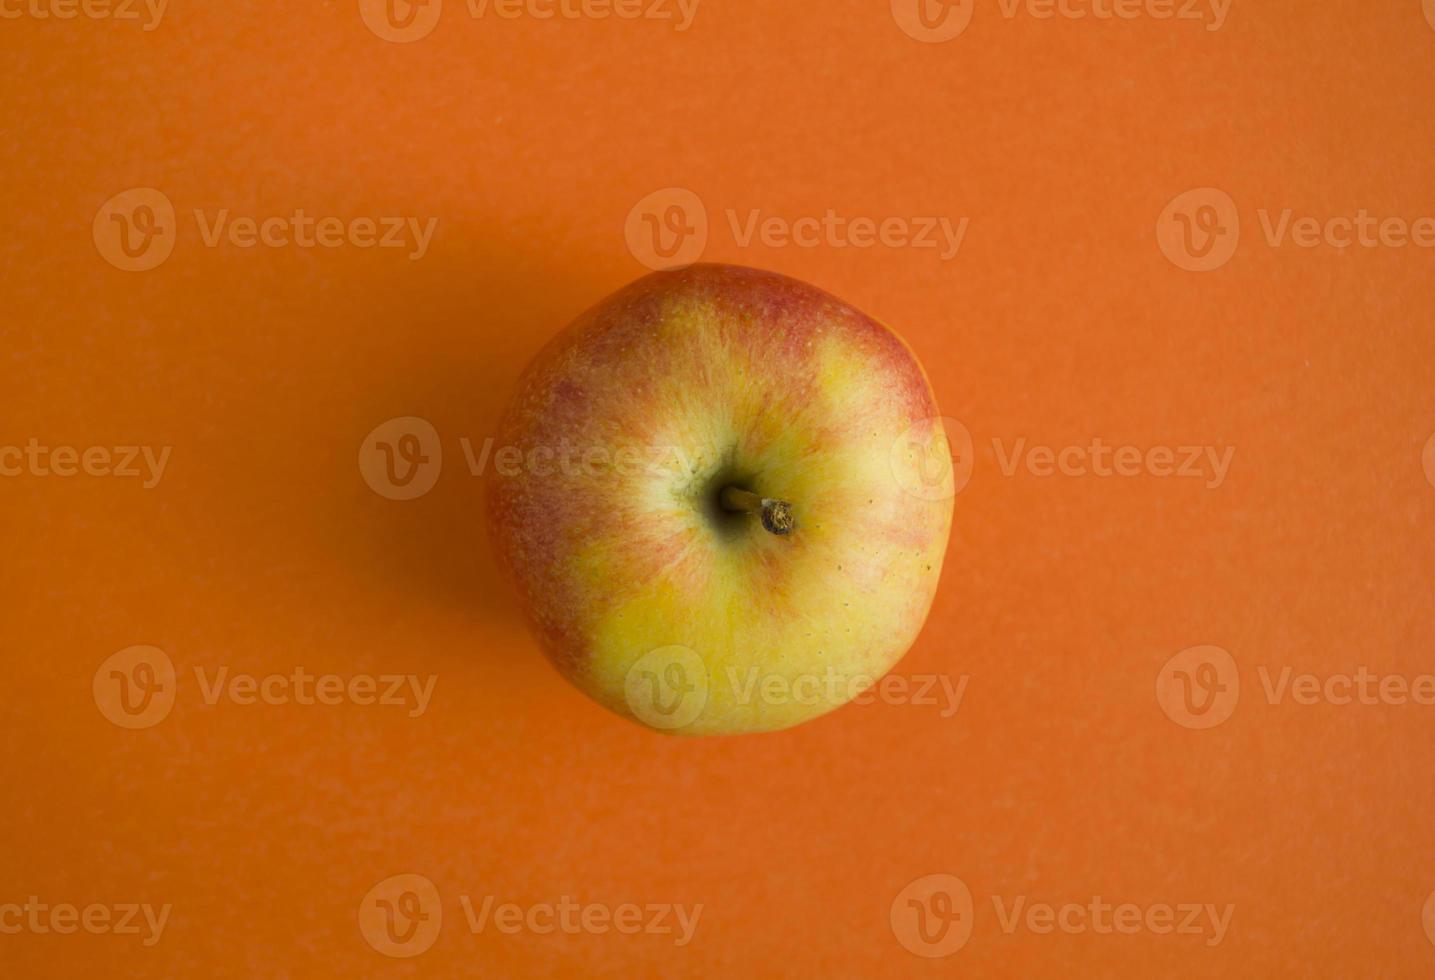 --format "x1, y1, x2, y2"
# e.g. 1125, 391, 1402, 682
488, 264, 954, 735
